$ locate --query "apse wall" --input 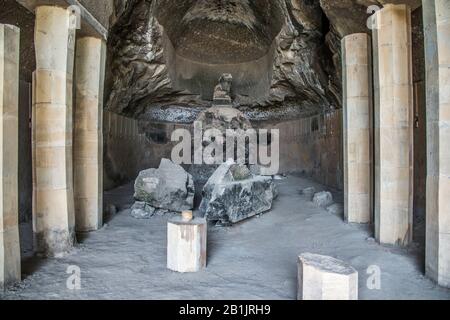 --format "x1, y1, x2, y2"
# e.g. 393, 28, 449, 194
103, 110, 343, 191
